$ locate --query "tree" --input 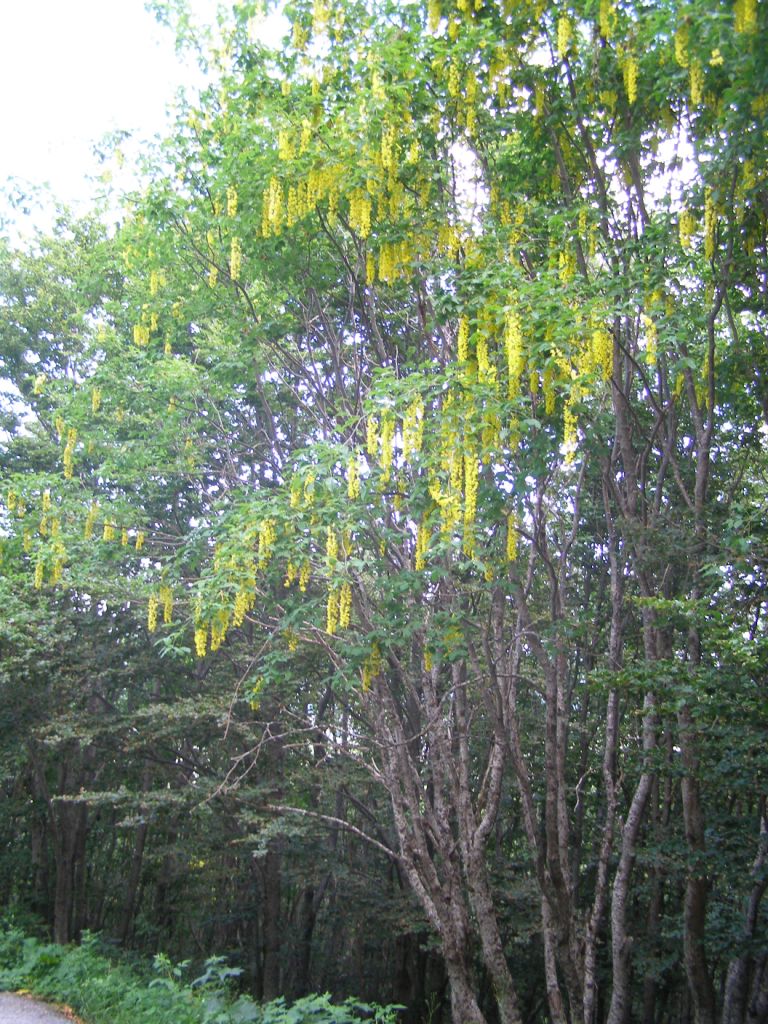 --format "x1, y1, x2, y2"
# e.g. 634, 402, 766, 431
2, 0, 768, 1021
